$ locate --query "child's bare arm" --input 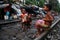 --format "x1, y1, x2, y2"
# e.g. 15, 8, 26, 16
43, 13, 54, 22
